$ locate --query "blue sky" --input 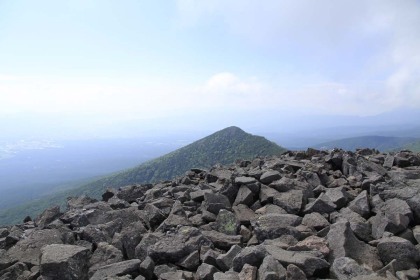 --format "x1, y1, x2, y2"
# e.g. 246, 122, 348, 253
0, 0, 419, 133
